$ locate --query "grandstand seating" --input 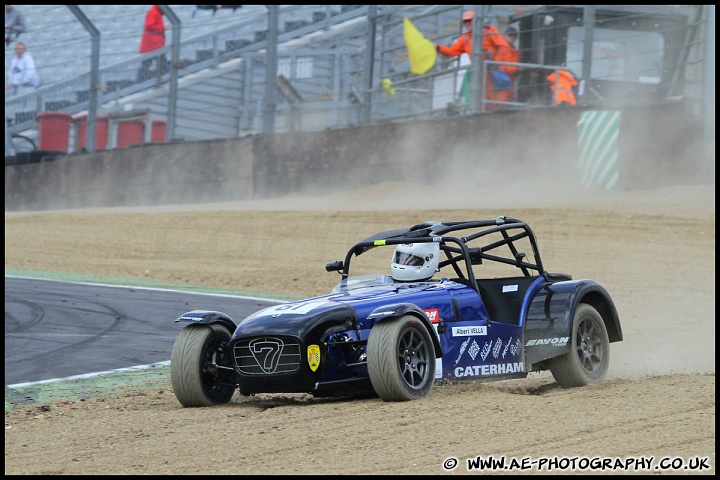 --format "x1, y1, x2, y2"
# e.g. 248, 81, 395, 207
4, 5, 348, 87
4, 4, 373, 147
8, 5, 525, 146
